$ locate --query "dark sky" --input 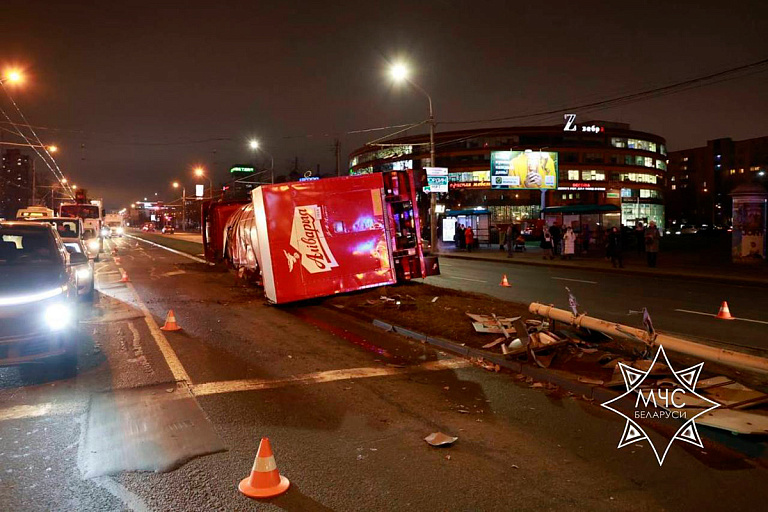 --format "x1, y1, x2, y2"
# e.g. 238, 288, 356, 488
1, 0, 766, 209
